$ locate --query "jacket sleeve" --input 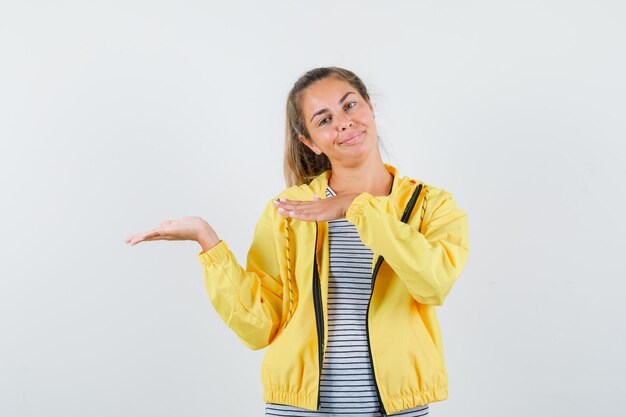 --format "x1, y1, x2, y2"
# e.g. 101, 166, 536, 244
197, 200, 283, 350
345, 187, 469, 306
